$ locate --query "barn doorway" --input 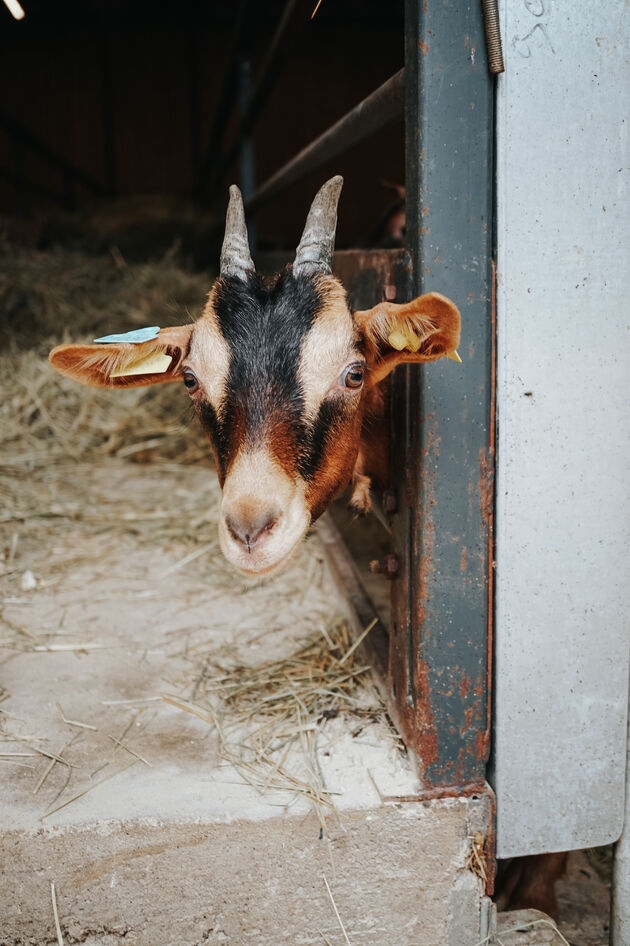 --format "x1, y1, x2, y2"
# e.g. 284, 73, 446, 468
0, 1, 619, 943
